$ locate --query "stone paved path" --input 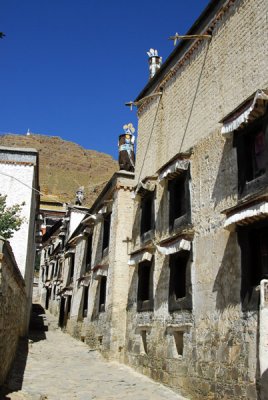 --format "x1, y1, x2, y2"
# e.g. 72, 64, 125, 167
1, 305, 187, 400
